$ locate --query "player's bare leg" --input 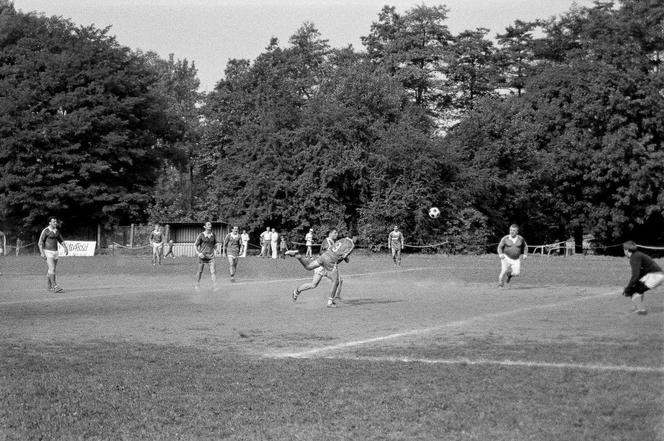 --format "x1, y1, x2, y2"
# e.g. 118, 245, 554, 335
327, 270, 340, 308
210, 260, 218, 290
285, 250, 321, 271
292, 271, 323, 302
